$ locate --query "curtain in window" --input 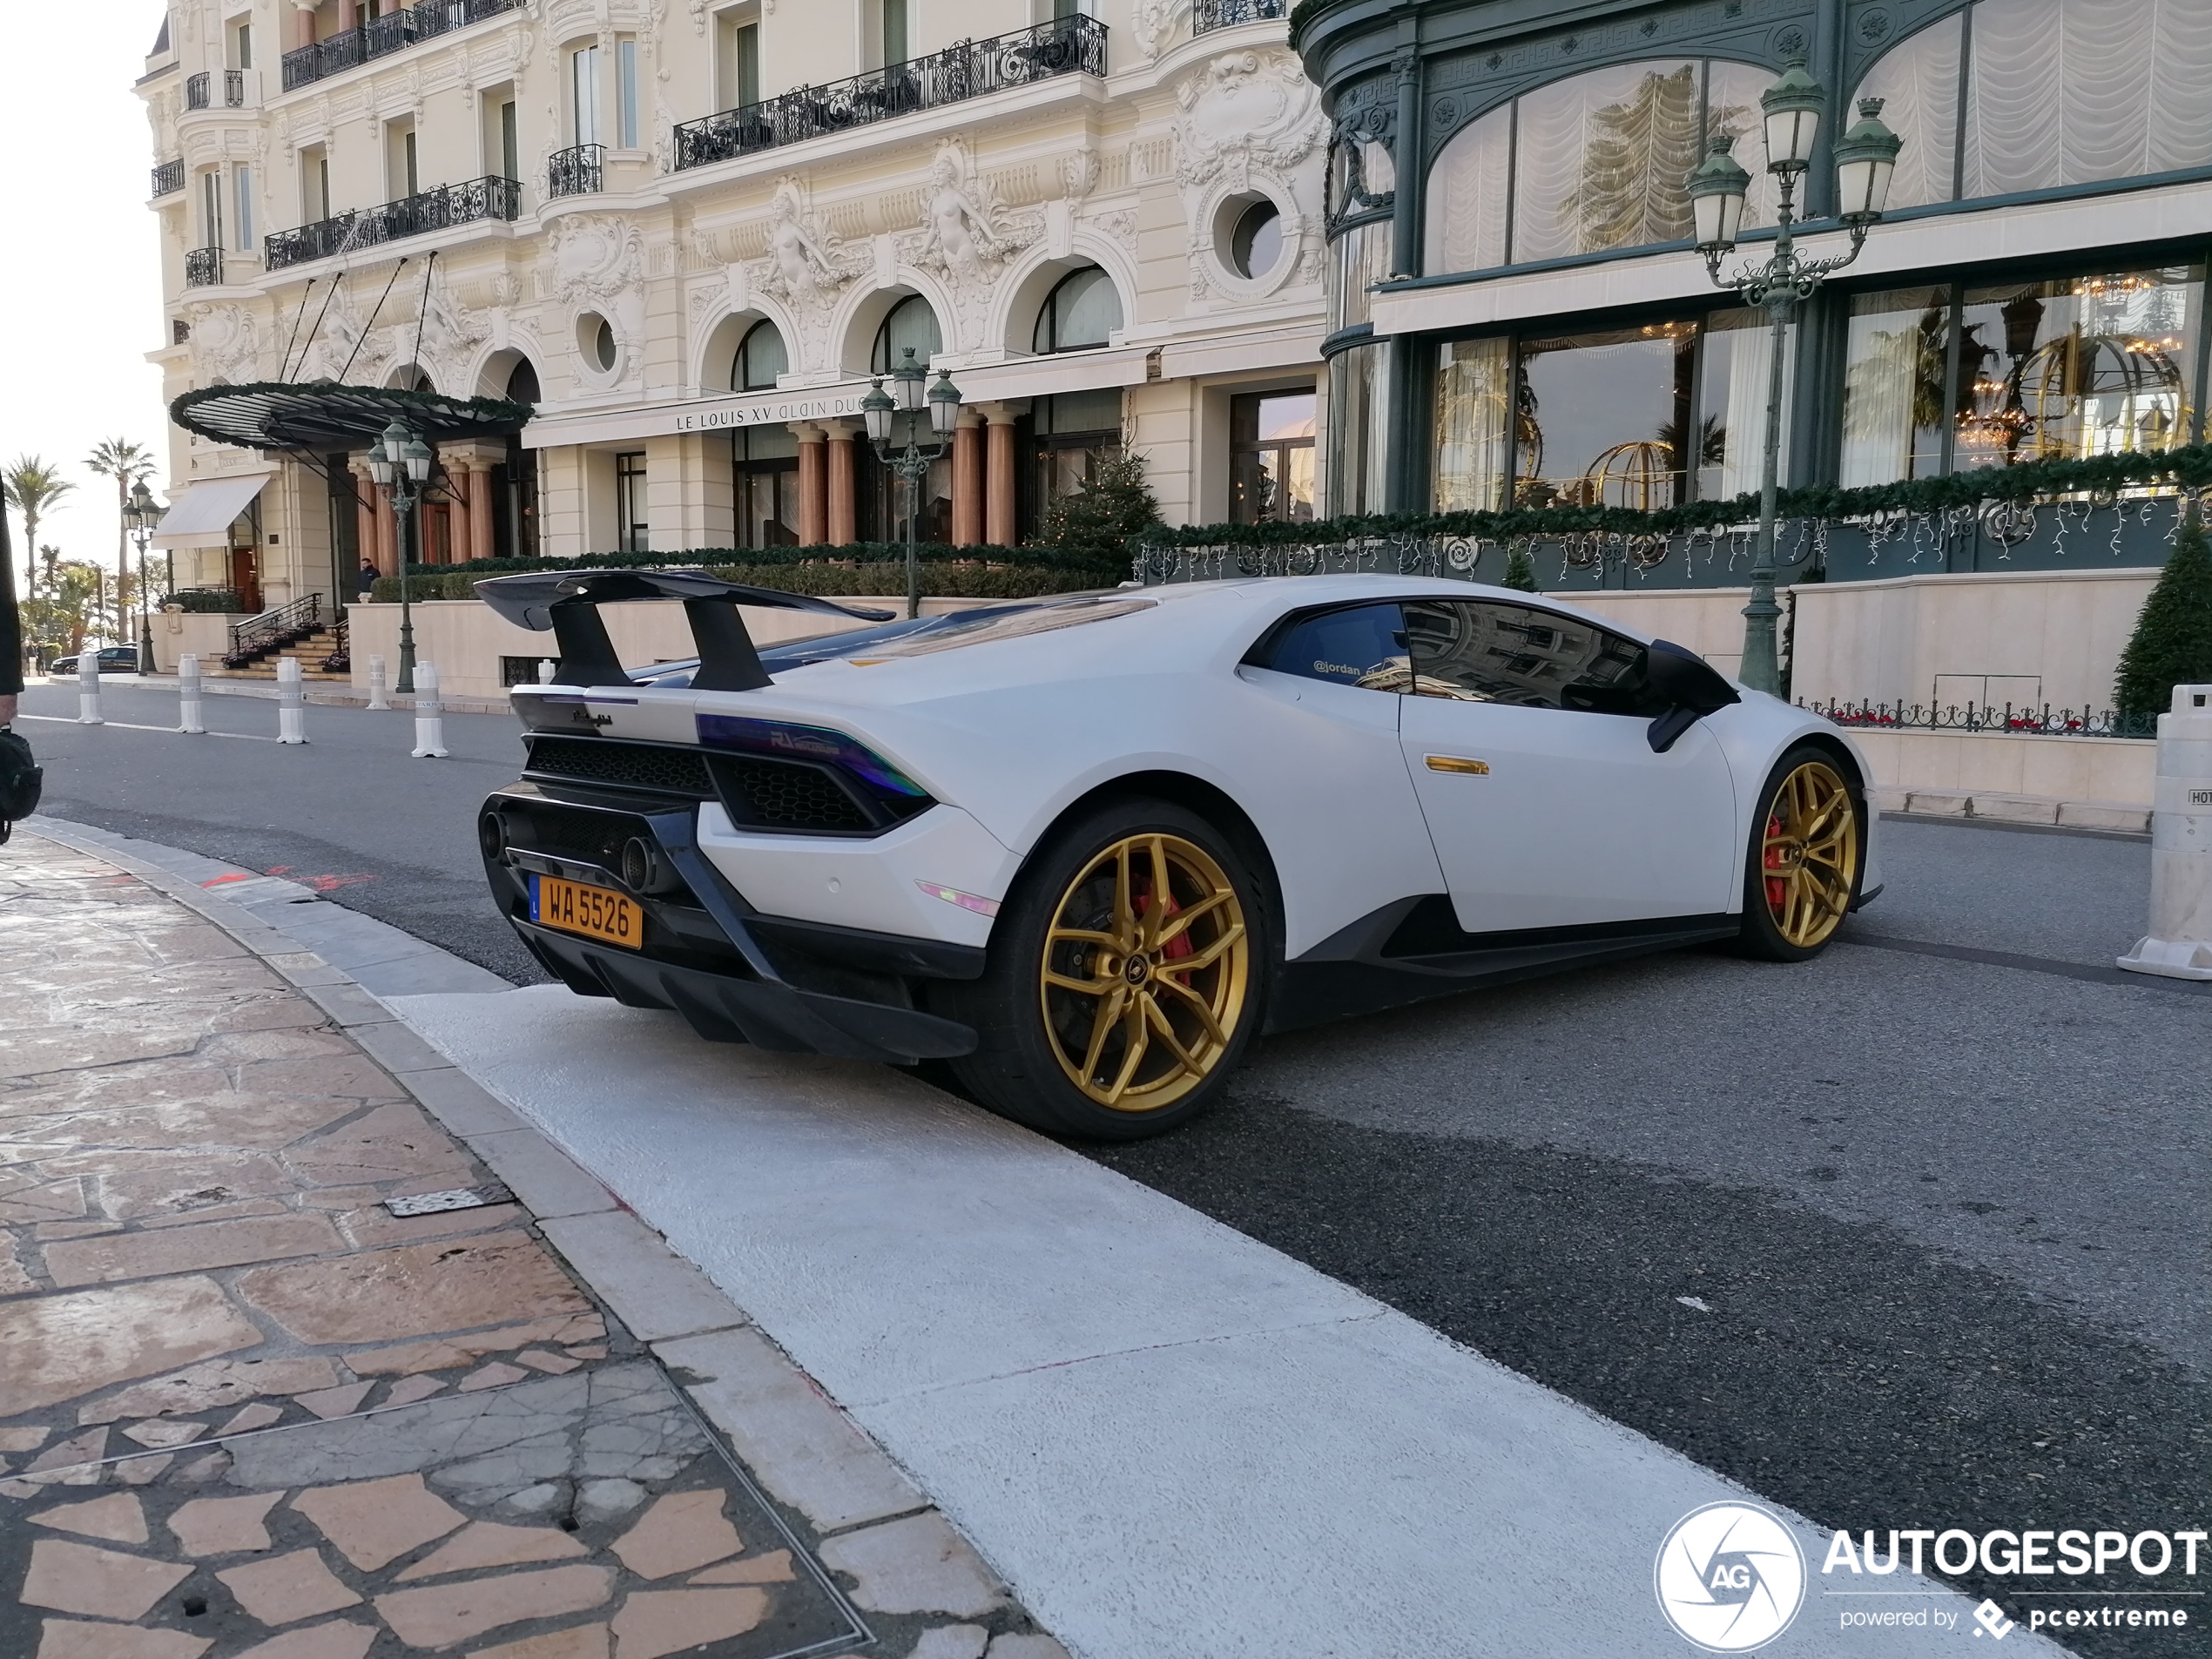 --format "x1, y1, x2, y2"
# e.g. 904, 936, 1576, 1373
1327, 220, 1394, 332
1840, 288, 1951, 486
1326, 343, 1391, 516
1512, 61, 1700, 264
1424, 108, 1511, 277
1432, 337, 1511, 510
1852, 13, 1961, 209
1697, 312, 1797, 501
